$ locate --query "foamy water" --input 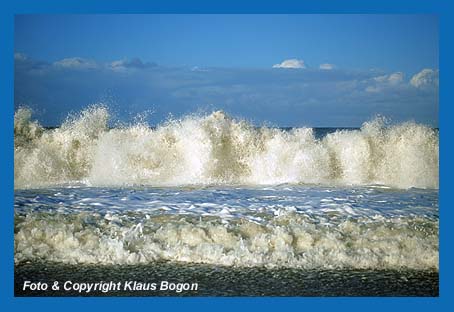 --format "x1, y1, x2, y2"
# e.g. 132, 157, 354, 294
13, 107, 439, 271
14, 106, 439, 190
14, 185, 438, 269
